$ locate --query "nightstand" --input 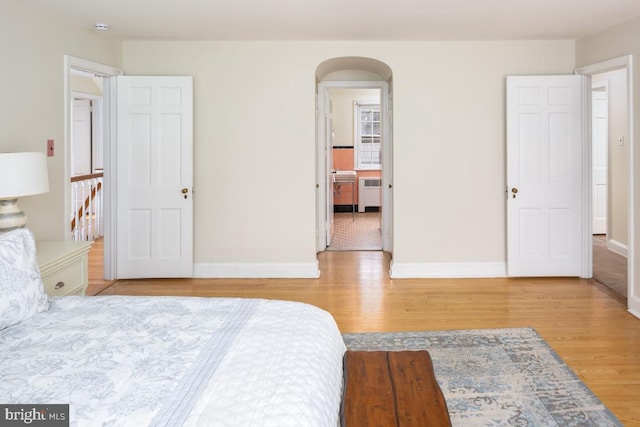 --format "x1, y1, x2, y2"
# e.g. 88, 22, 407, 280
36, 241, 93, 296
